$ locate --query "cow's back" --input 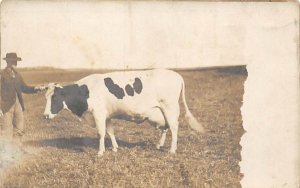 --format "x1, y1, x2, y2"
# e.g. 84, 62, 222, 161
76, 69, 183, 113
